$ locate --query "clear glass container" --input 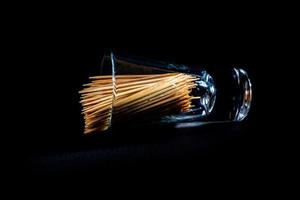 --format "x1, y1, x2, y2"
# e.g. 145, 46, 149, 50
80, 51, 252, 134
